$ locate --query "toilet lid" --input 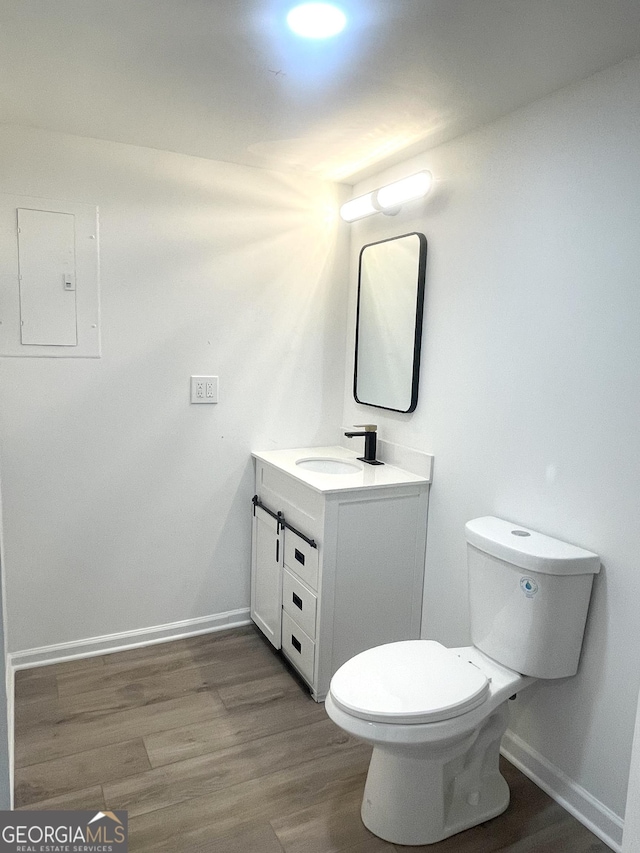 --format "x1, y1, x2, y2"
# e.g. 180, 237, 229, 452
330, 640, 490, 725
